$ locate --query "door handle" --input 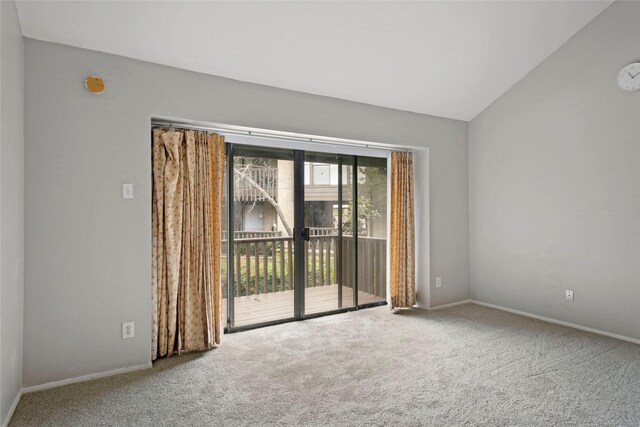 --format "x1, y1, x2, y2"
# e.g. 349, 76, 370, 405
303, 227, 311, 241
